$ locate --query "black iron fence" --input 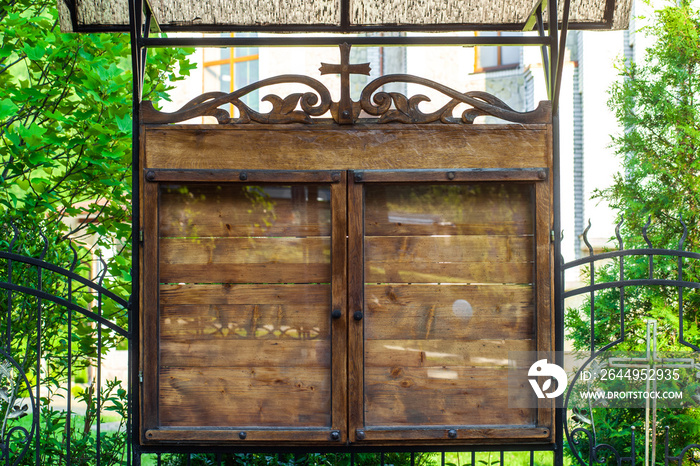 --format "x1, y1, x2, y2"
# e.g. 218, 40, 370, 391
562, 218, 700, 466
0, 224, 130, 465
1, 218, 698, 465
